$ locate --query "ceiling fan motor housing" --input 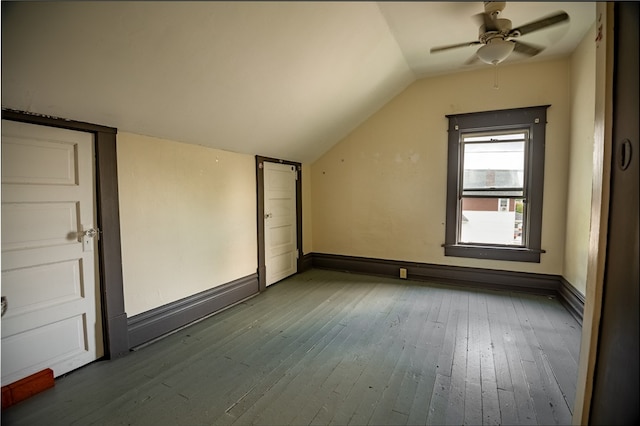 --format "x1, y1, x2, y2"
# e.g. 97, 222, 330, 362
479, 18, 513, 41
